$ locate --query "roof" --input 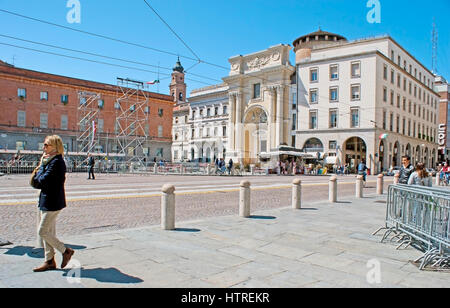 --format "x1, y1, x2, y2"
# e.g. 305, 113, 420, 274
293, 29, 347, 48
